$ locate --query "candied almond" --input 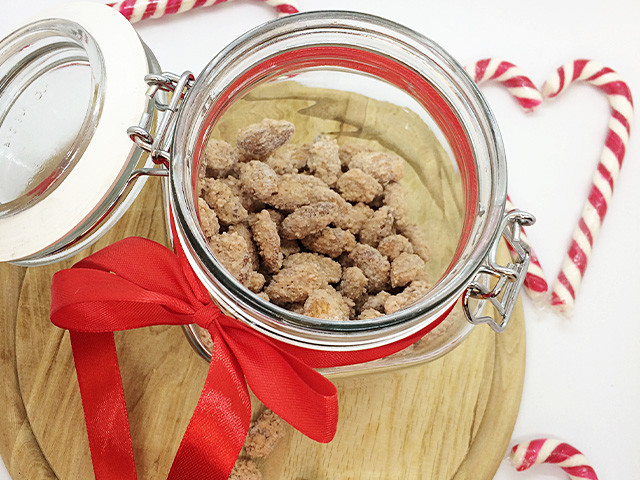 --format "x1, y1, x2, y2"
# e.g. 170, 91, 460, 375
349, 244, 390, 293
197, 197, 219, 239
245, 271, 266, 293
359, 308, 384, 320
236, 119, 295, 158
383, 182, 410, 225
301, 227, 356, 258
266, 143, 309, 174
333, 202, 374, 235
244, 409, 286, 459
265, 263, 327, 304
384, 280, 431, 314
339, 266, 368, 301
361, 291, 391, 313
256, 291, 270, 302
266, 173, 337, 211
390, 253, 426, 288
209, 232, 253, 284
280, 202, 338, 240
202, 138, 238, 178
338, 142, 375, 168
349, 150, 405, 184
308, 135, 341, 186
229, 459, 262, 480
283, 252, 342, 284
377, 234, 414, 261
239, 161, 278, 201
303, 287, 351, 320
249, 210, 283, 274
228, 223, 259, 270
201, 178, 248, 225
398, 223, 431, 262
336, 168, 383, 203
359, 206, 395, 247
